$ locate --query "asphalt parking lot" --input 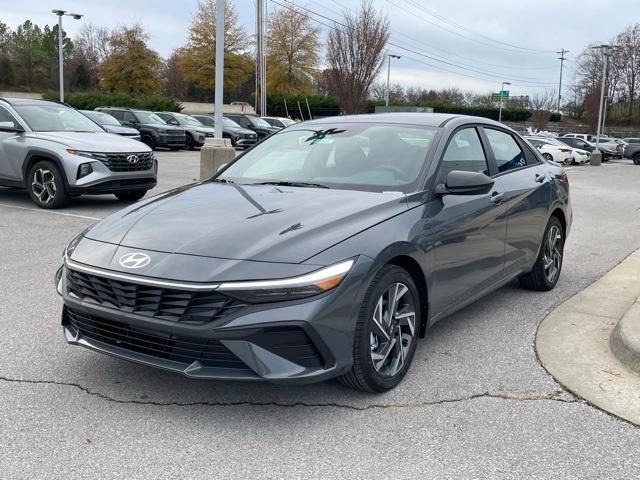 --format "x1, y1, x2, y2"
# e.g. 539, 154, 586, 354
1, 151, 640, 479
